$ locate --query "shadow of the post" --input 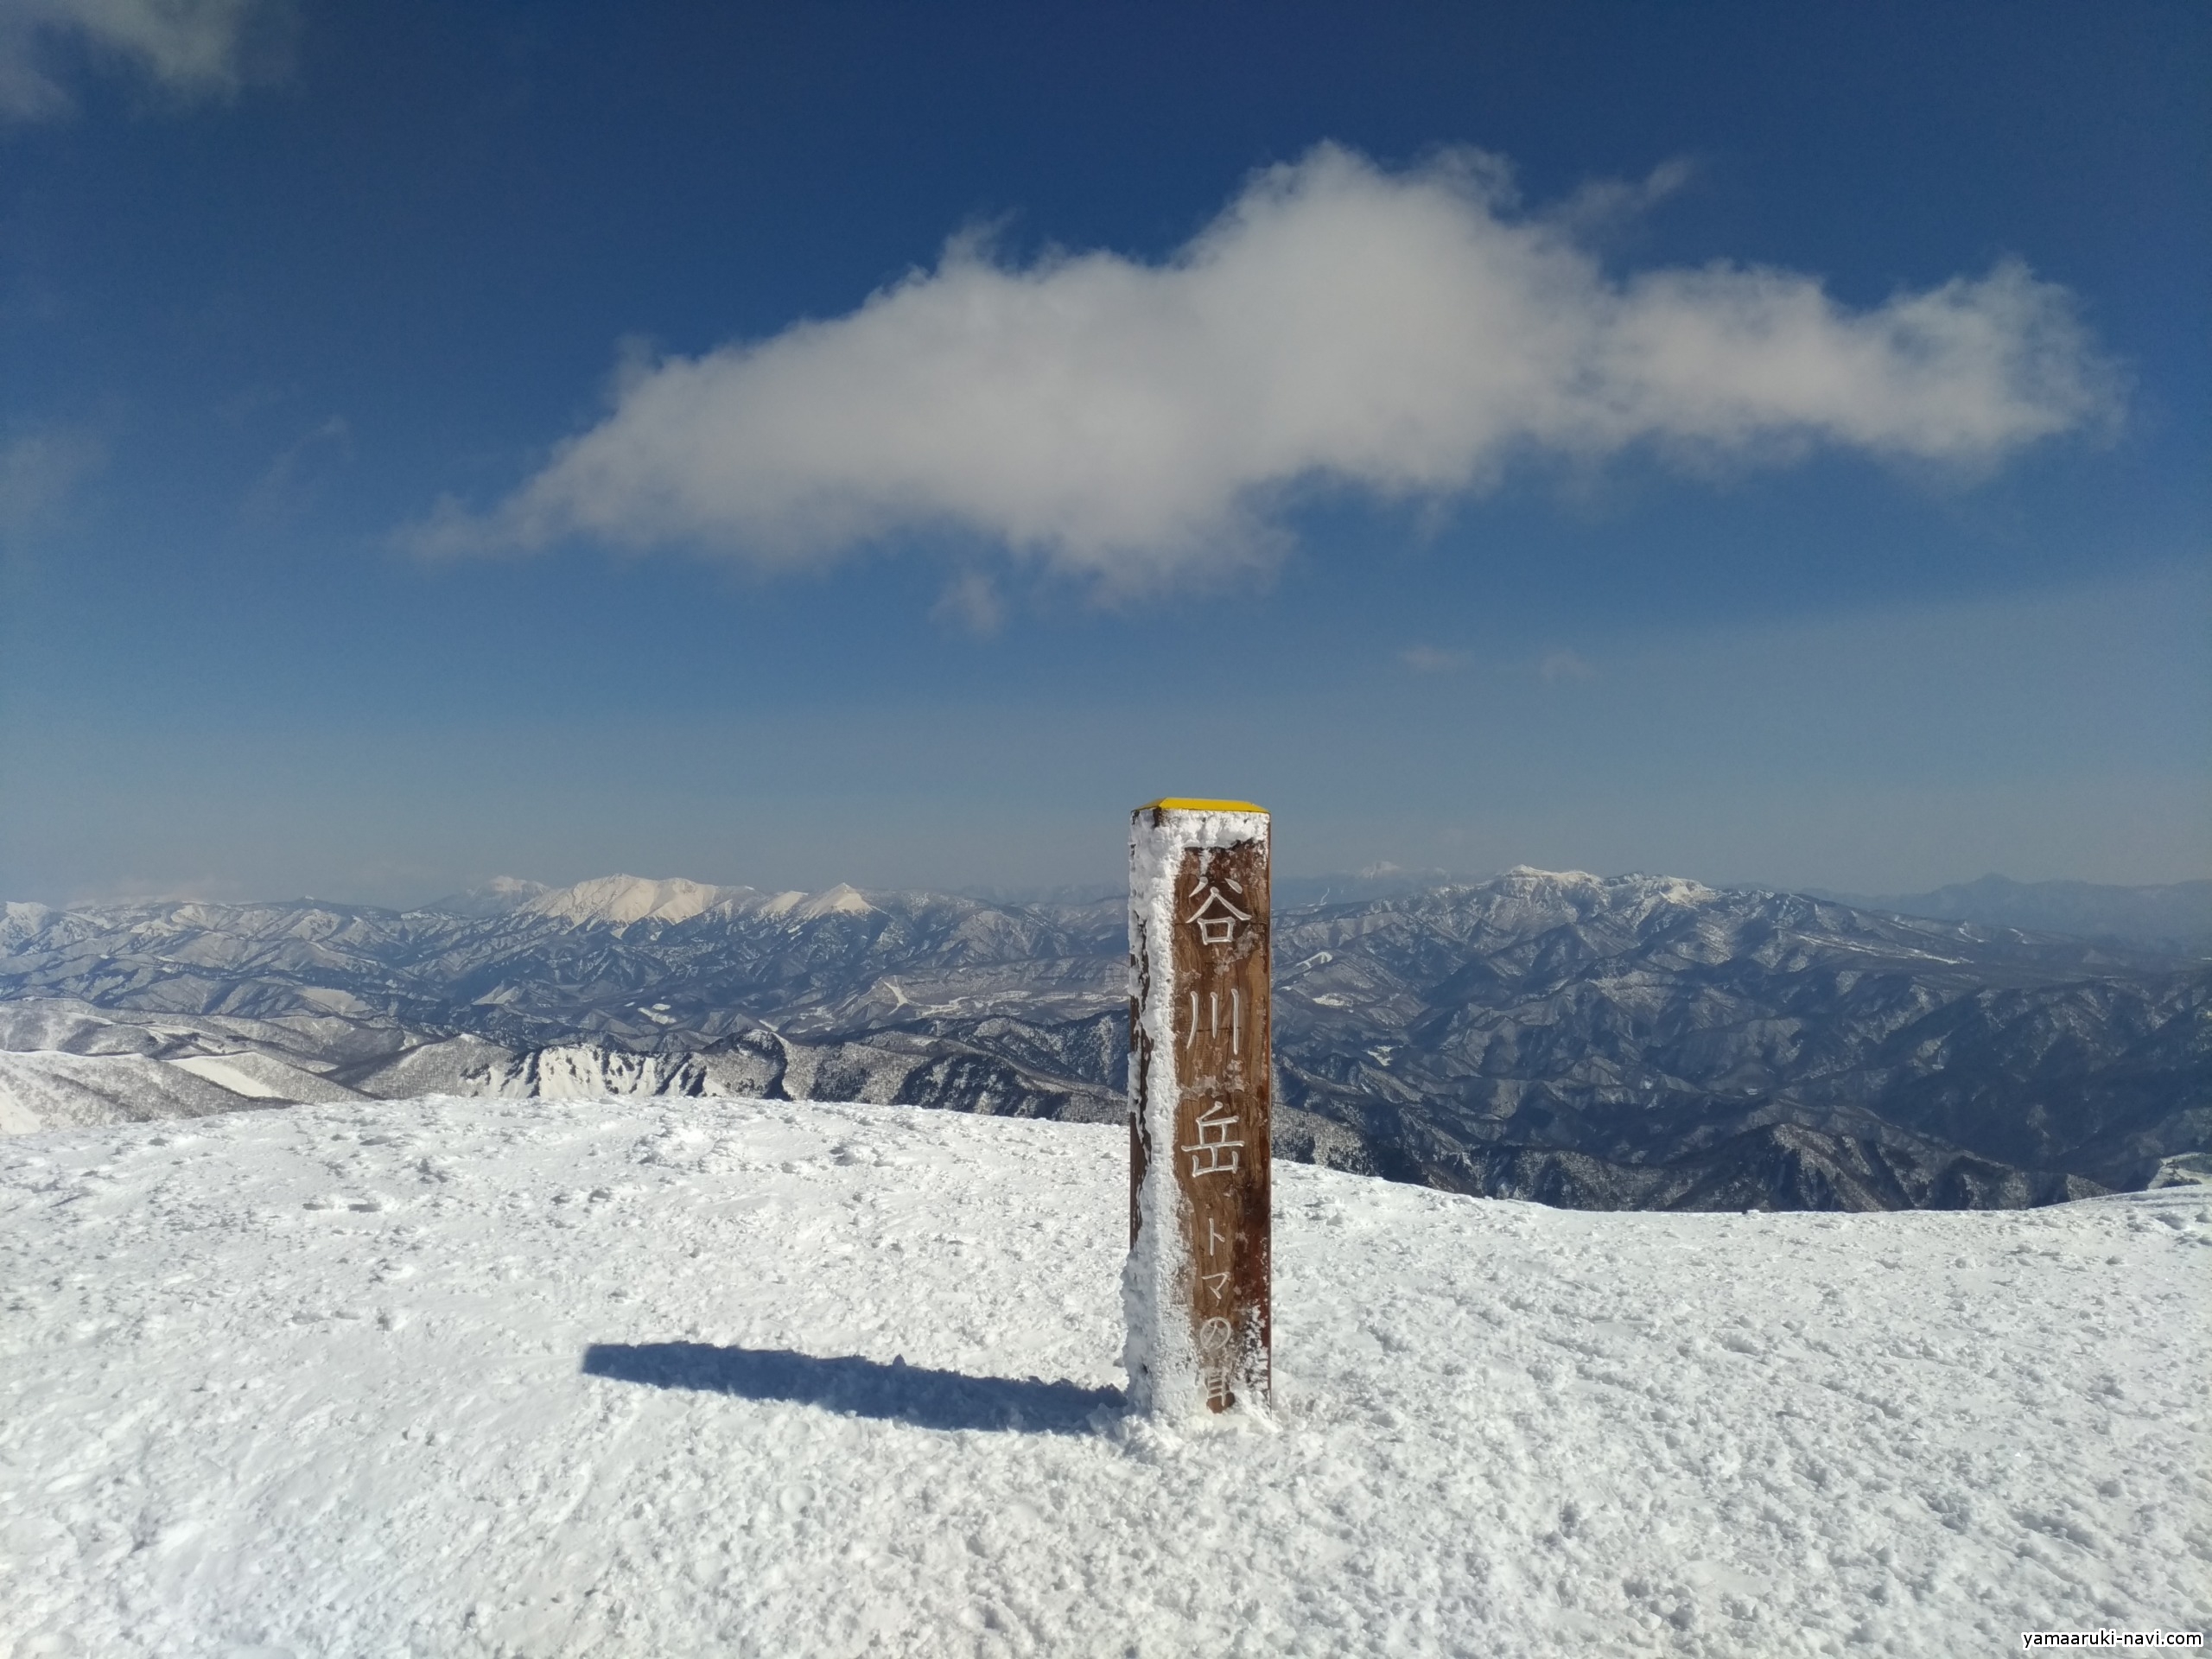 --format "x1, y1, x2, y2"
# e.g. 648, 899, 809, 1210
581, 1343, 1122, 1435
